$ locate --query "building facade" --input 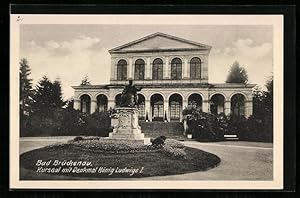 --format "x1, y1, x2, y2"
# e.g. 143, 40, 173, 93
72, 32, 255, 122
